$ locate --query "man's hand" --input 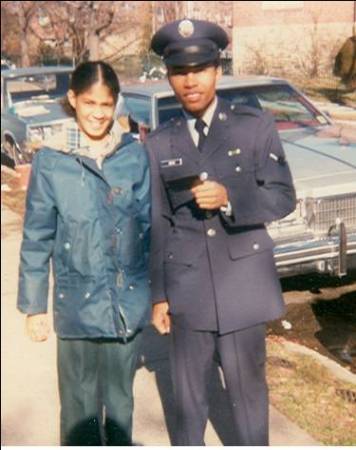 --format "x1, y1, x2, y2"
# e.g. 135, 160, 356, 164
152, 301, 171, 335
191, 180, 228, 210
26, 313, 50, 342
